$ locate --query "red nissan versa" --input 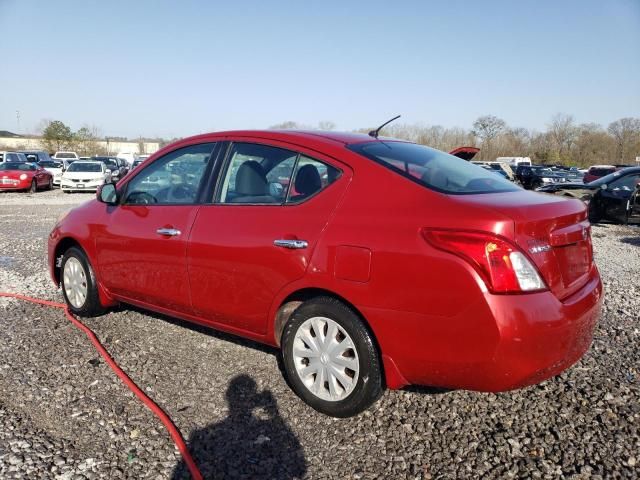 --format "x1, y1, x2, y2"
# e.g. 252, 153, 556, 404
48, 130, 603, 417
